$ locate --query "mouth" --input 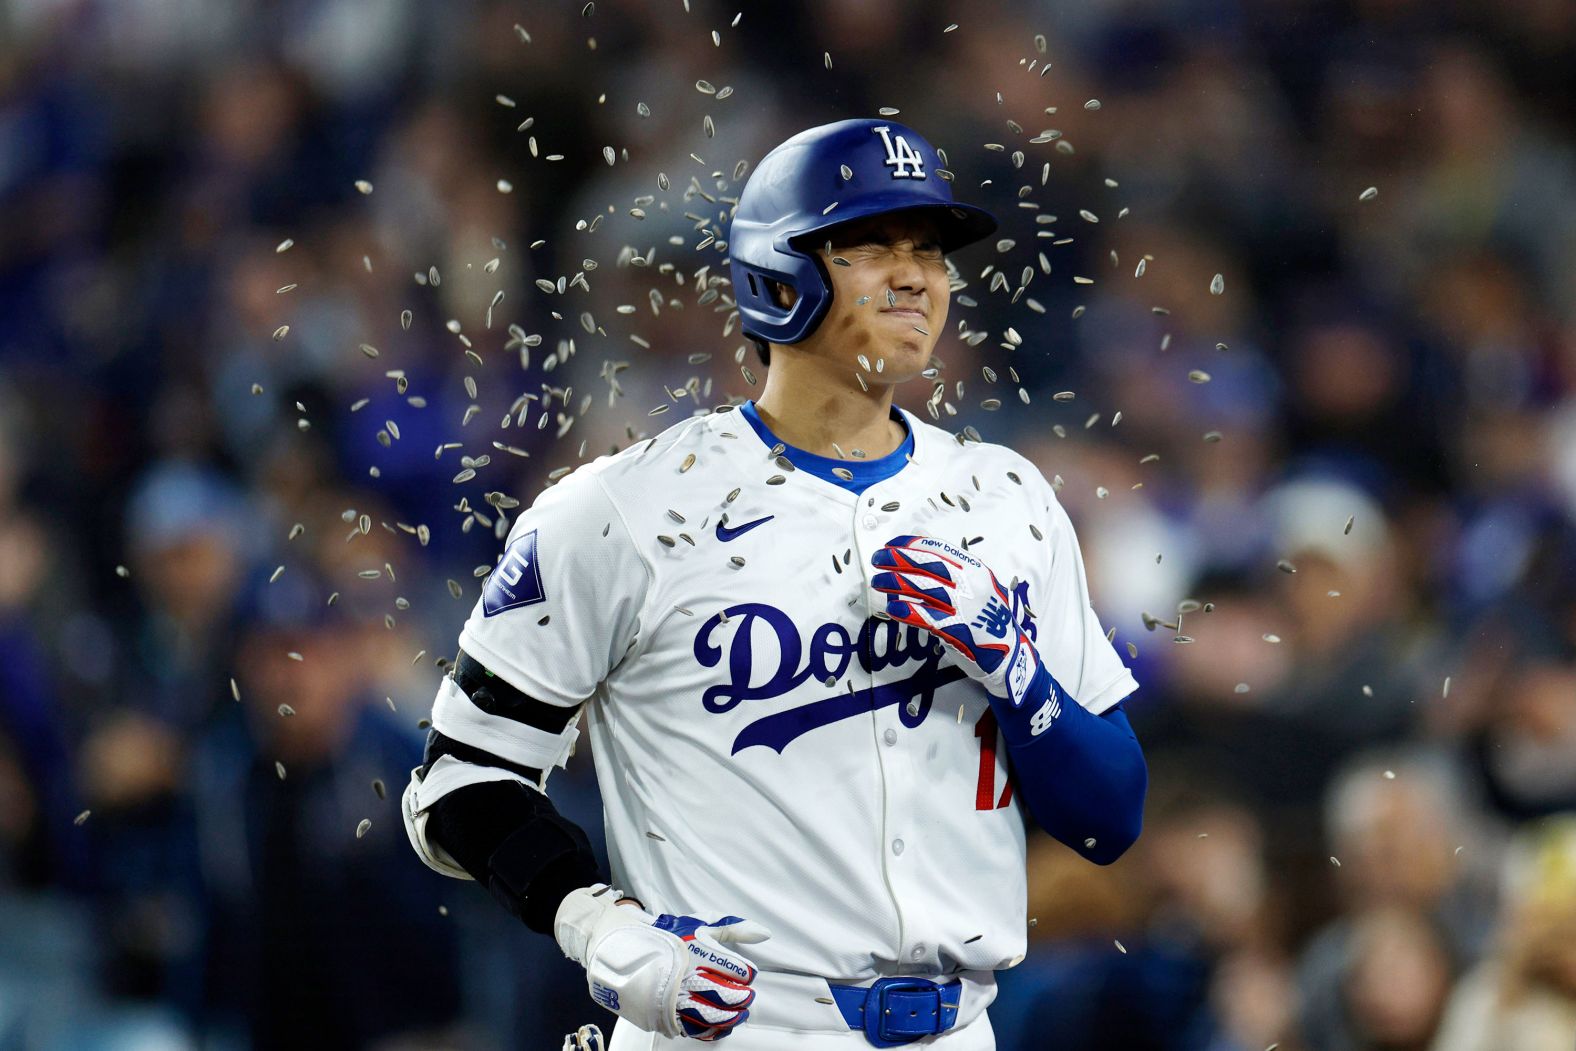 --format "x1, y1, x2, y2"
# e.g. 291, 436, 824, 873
880, 308, 926, 319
